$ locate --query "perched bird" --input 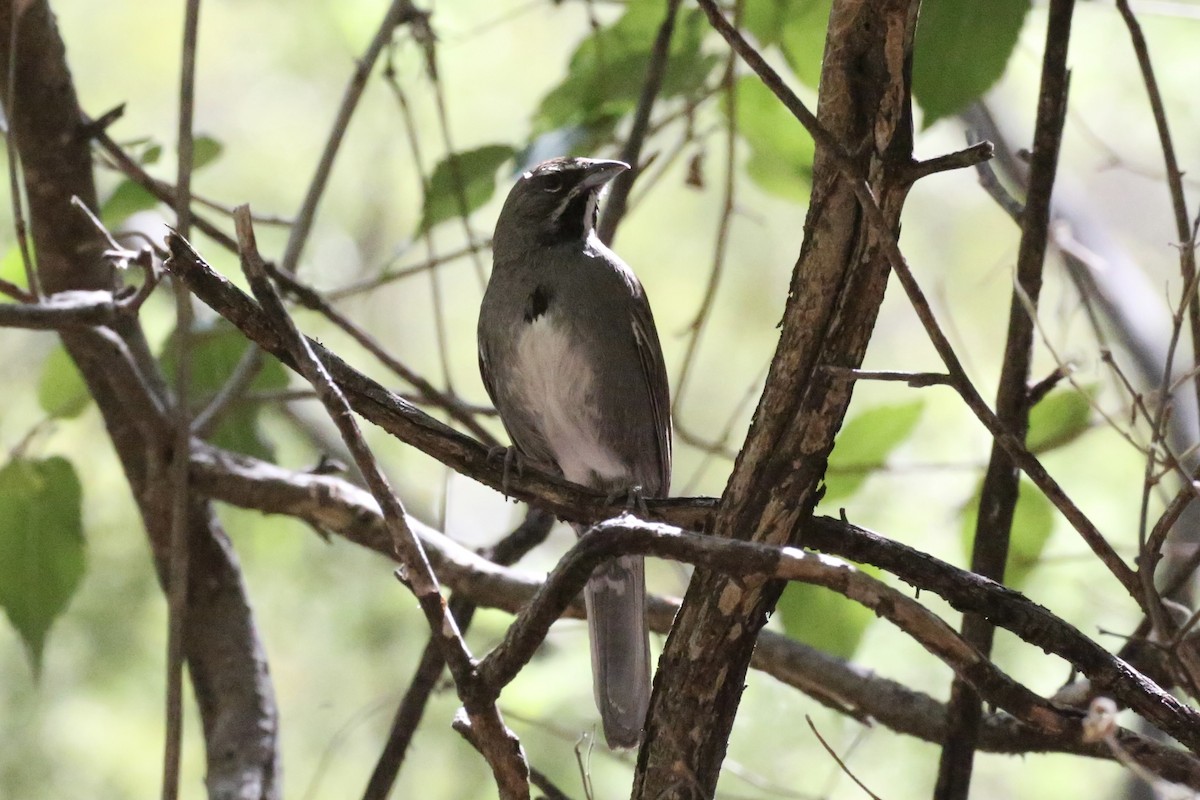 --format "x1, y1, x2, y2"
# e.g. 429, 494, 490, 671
478, 157, 671, 749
